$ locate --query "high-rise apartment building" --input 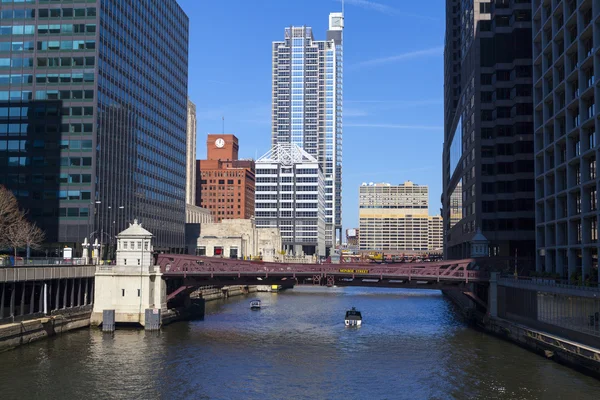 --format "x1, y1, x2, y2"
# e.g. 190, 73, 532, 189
271, 12, 344, 254
359, 182, 441, 252
196, 134, 255, 223
255, 143, 326, 256
442, 0, 535, 260
0, 0, 189, 253
533, 0, 599, 278
186, 98, 197, 206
